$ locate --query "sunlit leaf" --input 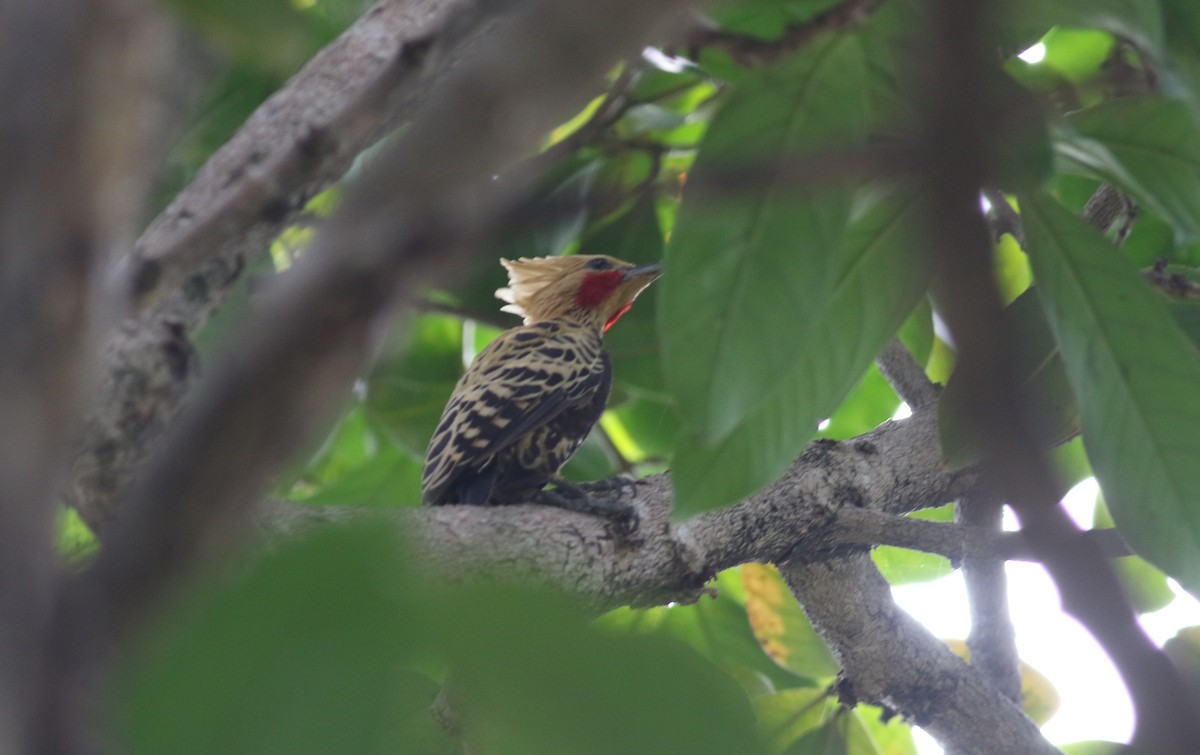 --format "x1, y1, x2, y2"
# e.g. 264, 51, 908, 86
753, 688, 835, 754
872, 504, 955, 585
742, 563, 838, 679
1021, 191, 1200, 597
